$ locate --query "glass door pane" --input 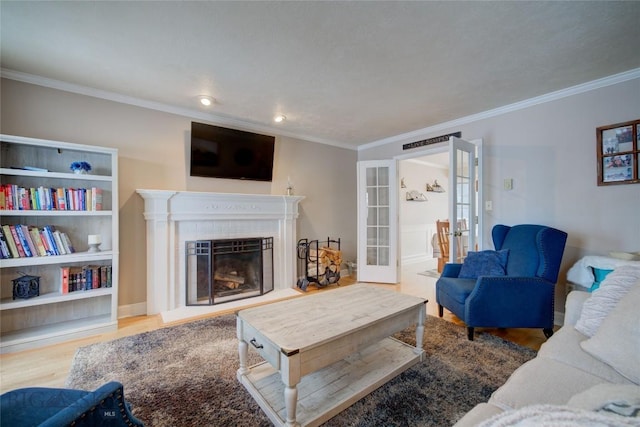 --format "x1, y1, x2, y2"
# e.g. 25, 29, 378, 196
366, 166, 390, 266
357, 160, 398, 283
449, 137, 476, 261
